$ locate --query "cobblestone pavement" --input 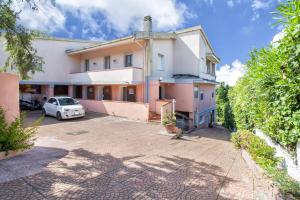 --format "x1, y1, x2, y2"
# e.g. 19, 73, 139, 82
0, 112, 257, 200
